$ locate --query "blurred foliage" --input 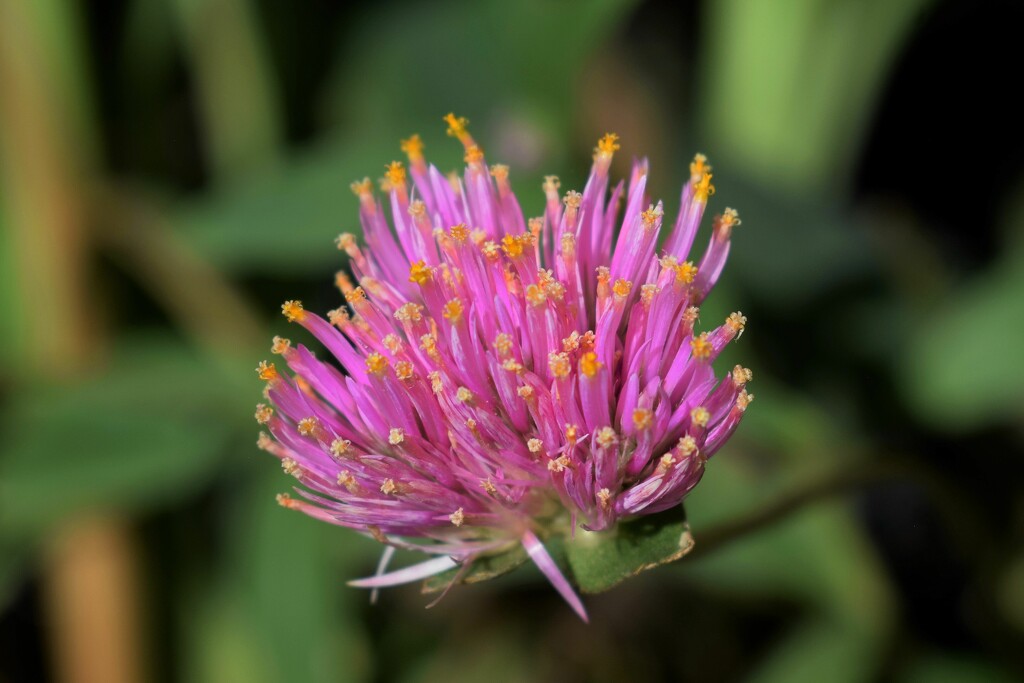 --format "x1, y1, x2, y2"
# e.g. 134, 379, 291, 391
1, 0, 1022, 682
